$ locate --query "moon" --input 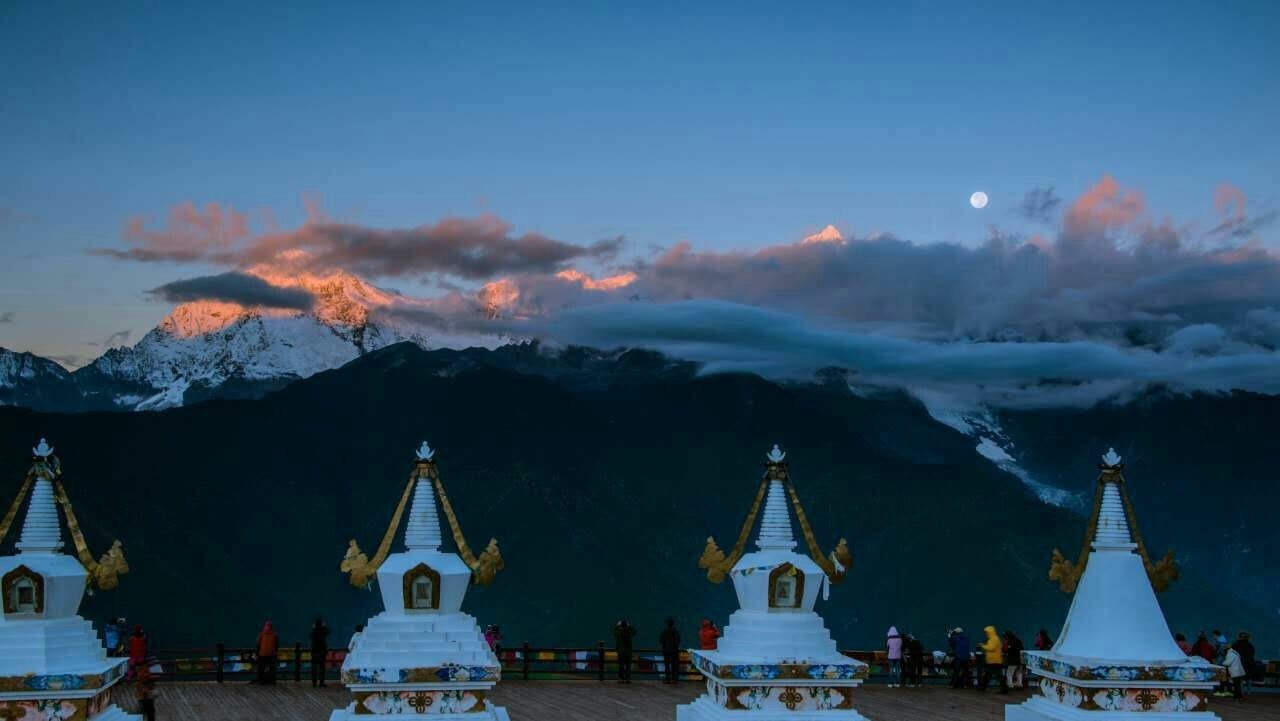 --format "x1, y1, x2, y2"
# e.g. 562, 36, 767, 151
970, 191, 989, 209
